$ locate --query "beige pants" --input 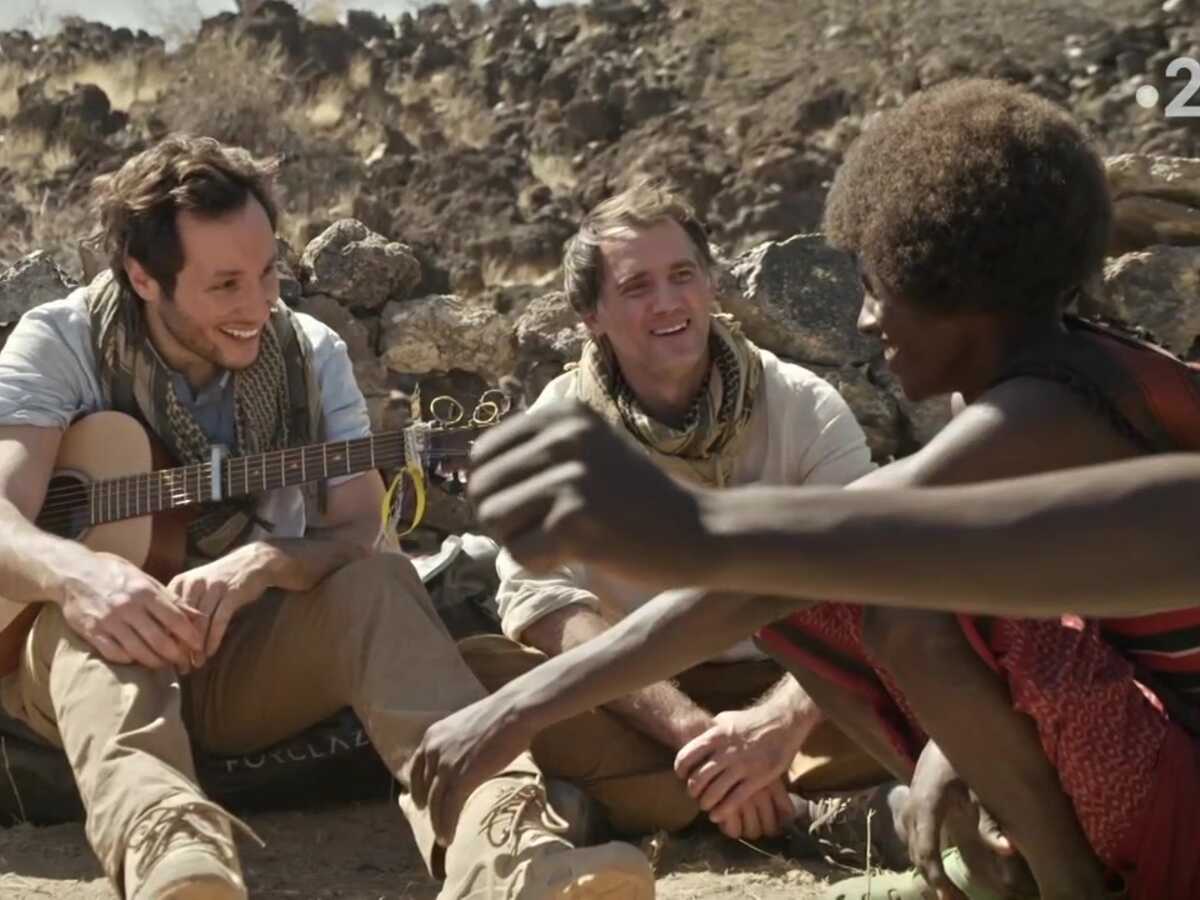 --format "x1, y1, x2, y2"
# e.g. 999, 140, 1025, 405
0, 554, 492, 891
461, 635, 888, 835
